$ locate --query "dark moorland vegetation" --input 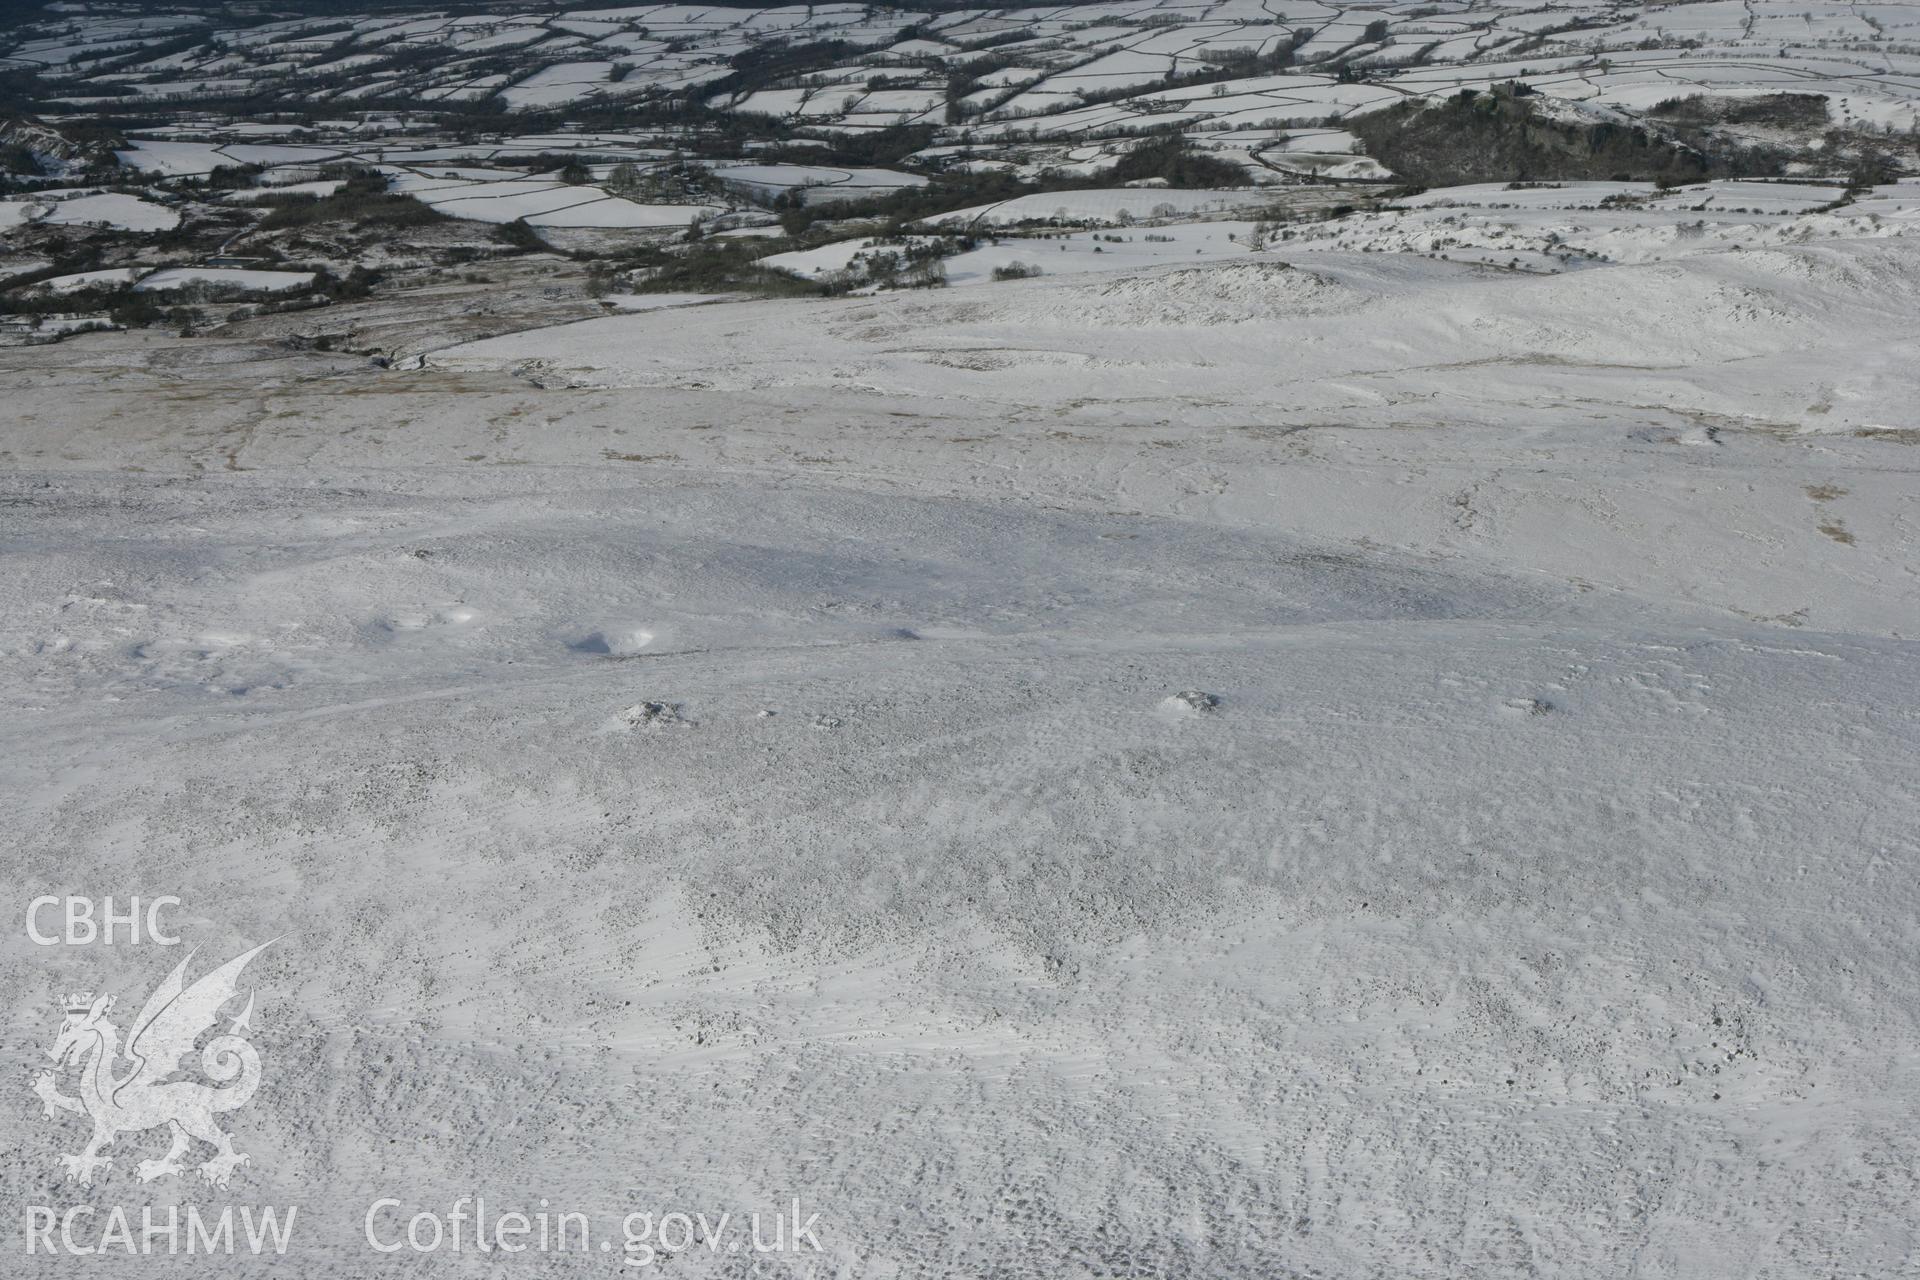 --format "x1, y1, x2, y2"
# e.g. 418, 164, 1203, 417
1350, 84, 1769, 185
256, 170, 448, 229
1648, 92, 1831, 131
1107, 133, 1247, 187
